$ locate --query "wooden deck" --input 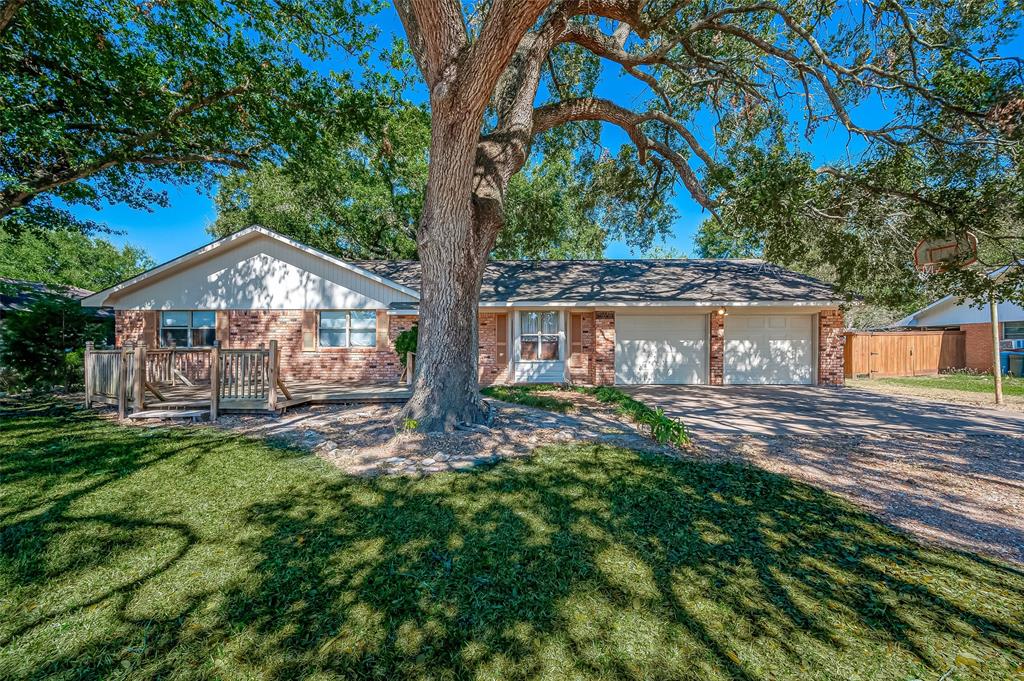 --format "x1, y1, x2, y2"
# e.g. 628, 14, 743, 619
146, 381, 412, 412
